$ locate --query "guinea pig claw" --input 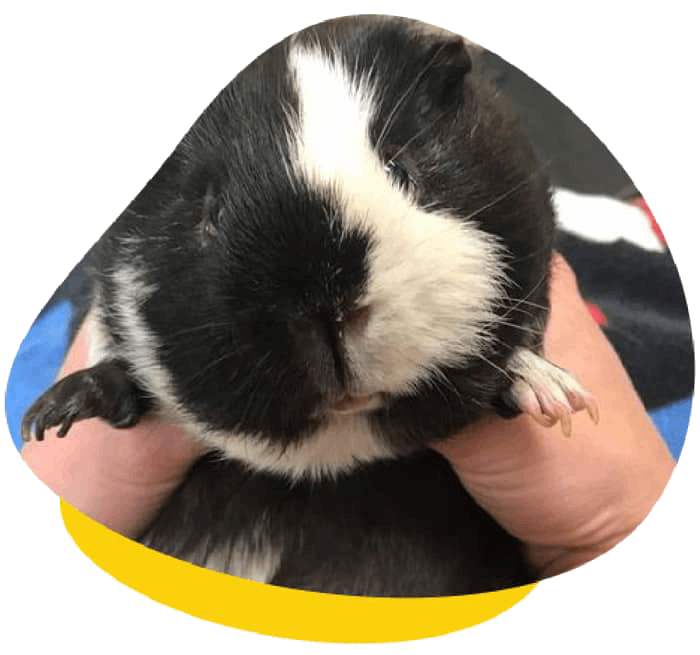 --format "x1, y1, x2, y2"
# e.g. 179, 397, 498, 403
504, 347, 599, 437
586, 398, 600, 425
539, 396, 572, 437
557, 406, 572, 438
